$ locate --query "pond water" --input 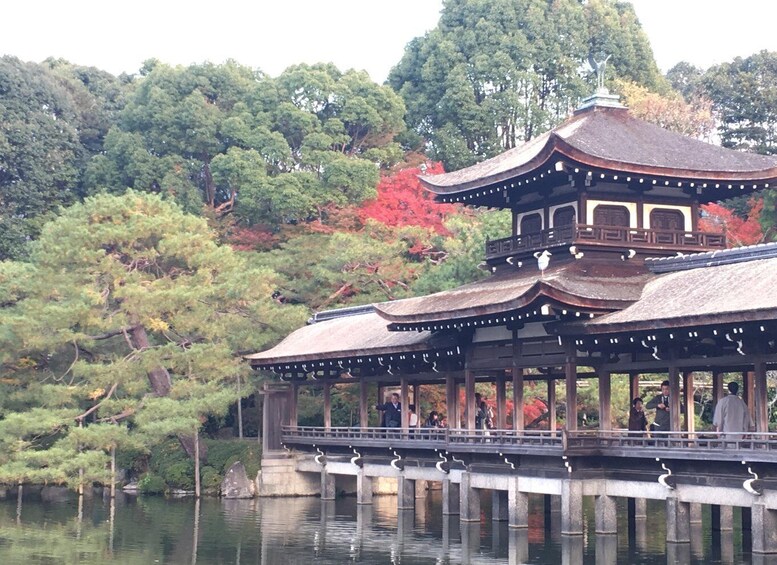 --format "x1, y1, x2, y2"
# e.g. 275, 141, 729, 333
0, 486, 752, 564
